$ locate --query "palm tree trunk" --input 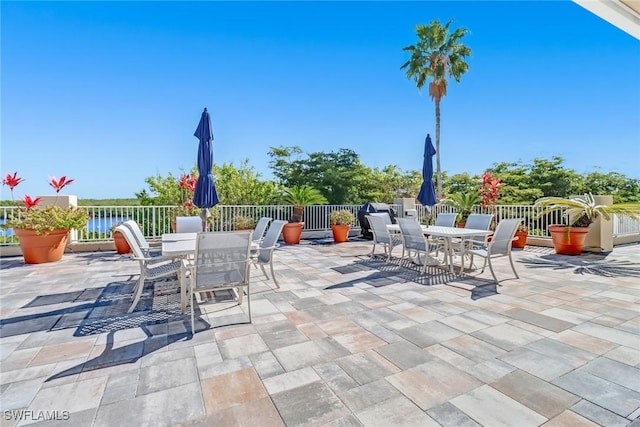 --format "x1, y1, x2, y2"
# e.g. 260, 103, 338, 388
435, 97, 442, 198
